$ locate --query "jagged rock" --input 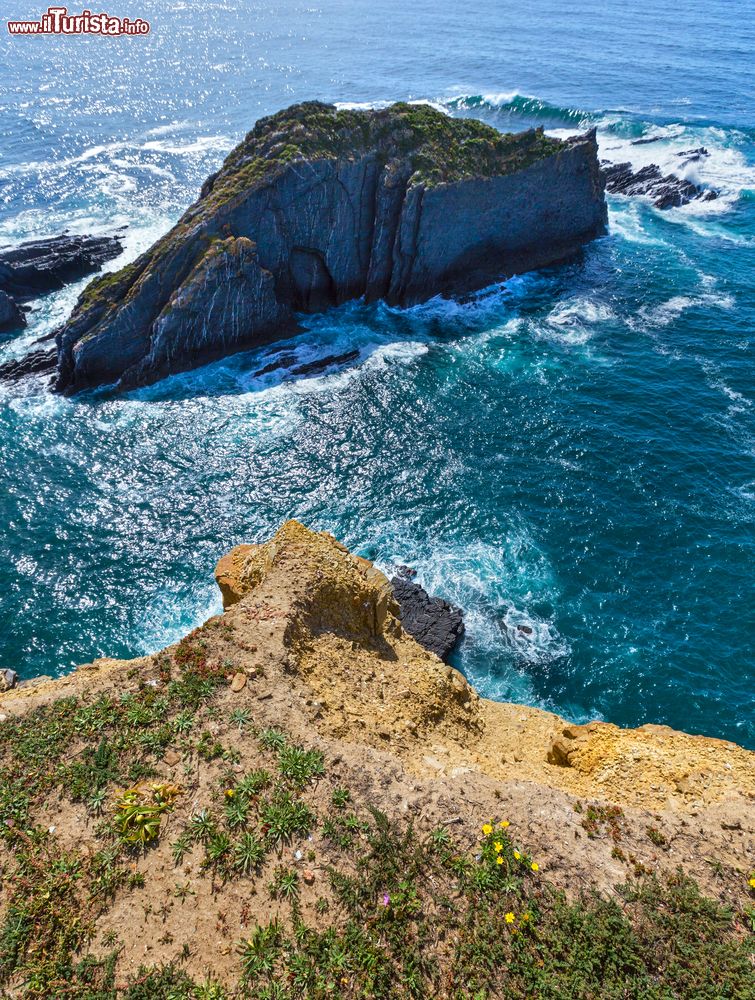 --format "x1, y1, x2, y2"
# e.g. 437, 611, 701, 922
0, 290, 26, 332
390, 569, 464, 662
602, 160, 717, 209
0, 347, 57, 382
0, 668, 18, 692
0, 232, 124, 300
253, 353, 298, 377
290, 350, 360, 377
252, 349, 360, 379
214, 537, 464, 662
214, 544, 256, 609
53, 101, 607, 393
677, 146, 709, 163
